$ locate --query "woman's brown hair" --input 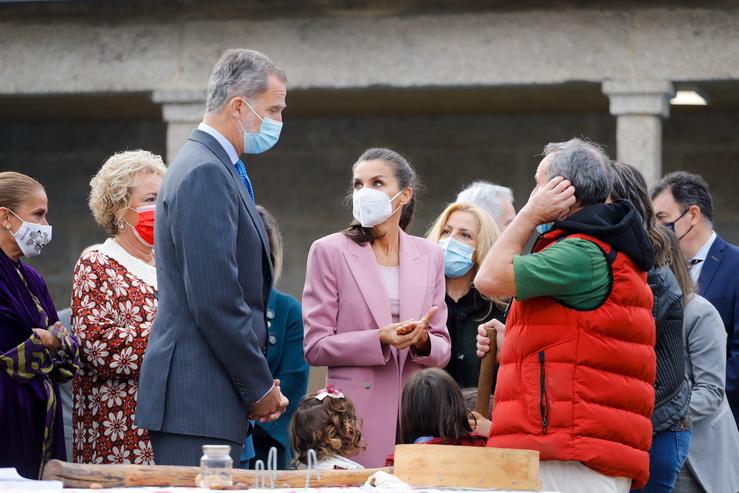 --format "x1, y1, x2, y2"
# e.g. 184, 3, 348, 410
256, 205, 284, 284
343, 147, 420, 245
0, 172, 43, 212
609, 161, 670, 267
661, 225, 695, 304
289, 390, 365, 464
399, 368, 472, 445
